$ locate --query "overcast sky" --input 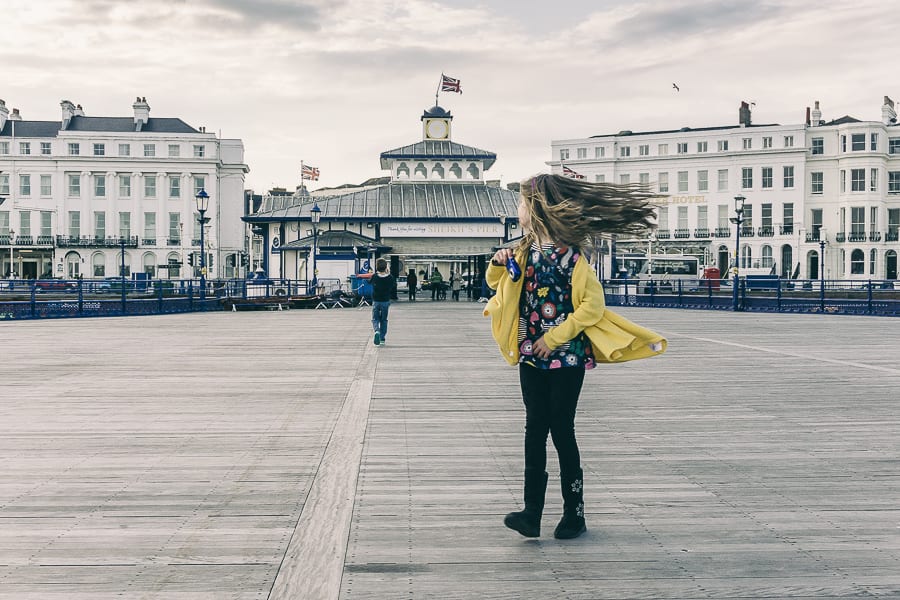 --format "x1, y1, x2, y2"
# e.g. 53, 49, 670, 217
4, 0, 894, 192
